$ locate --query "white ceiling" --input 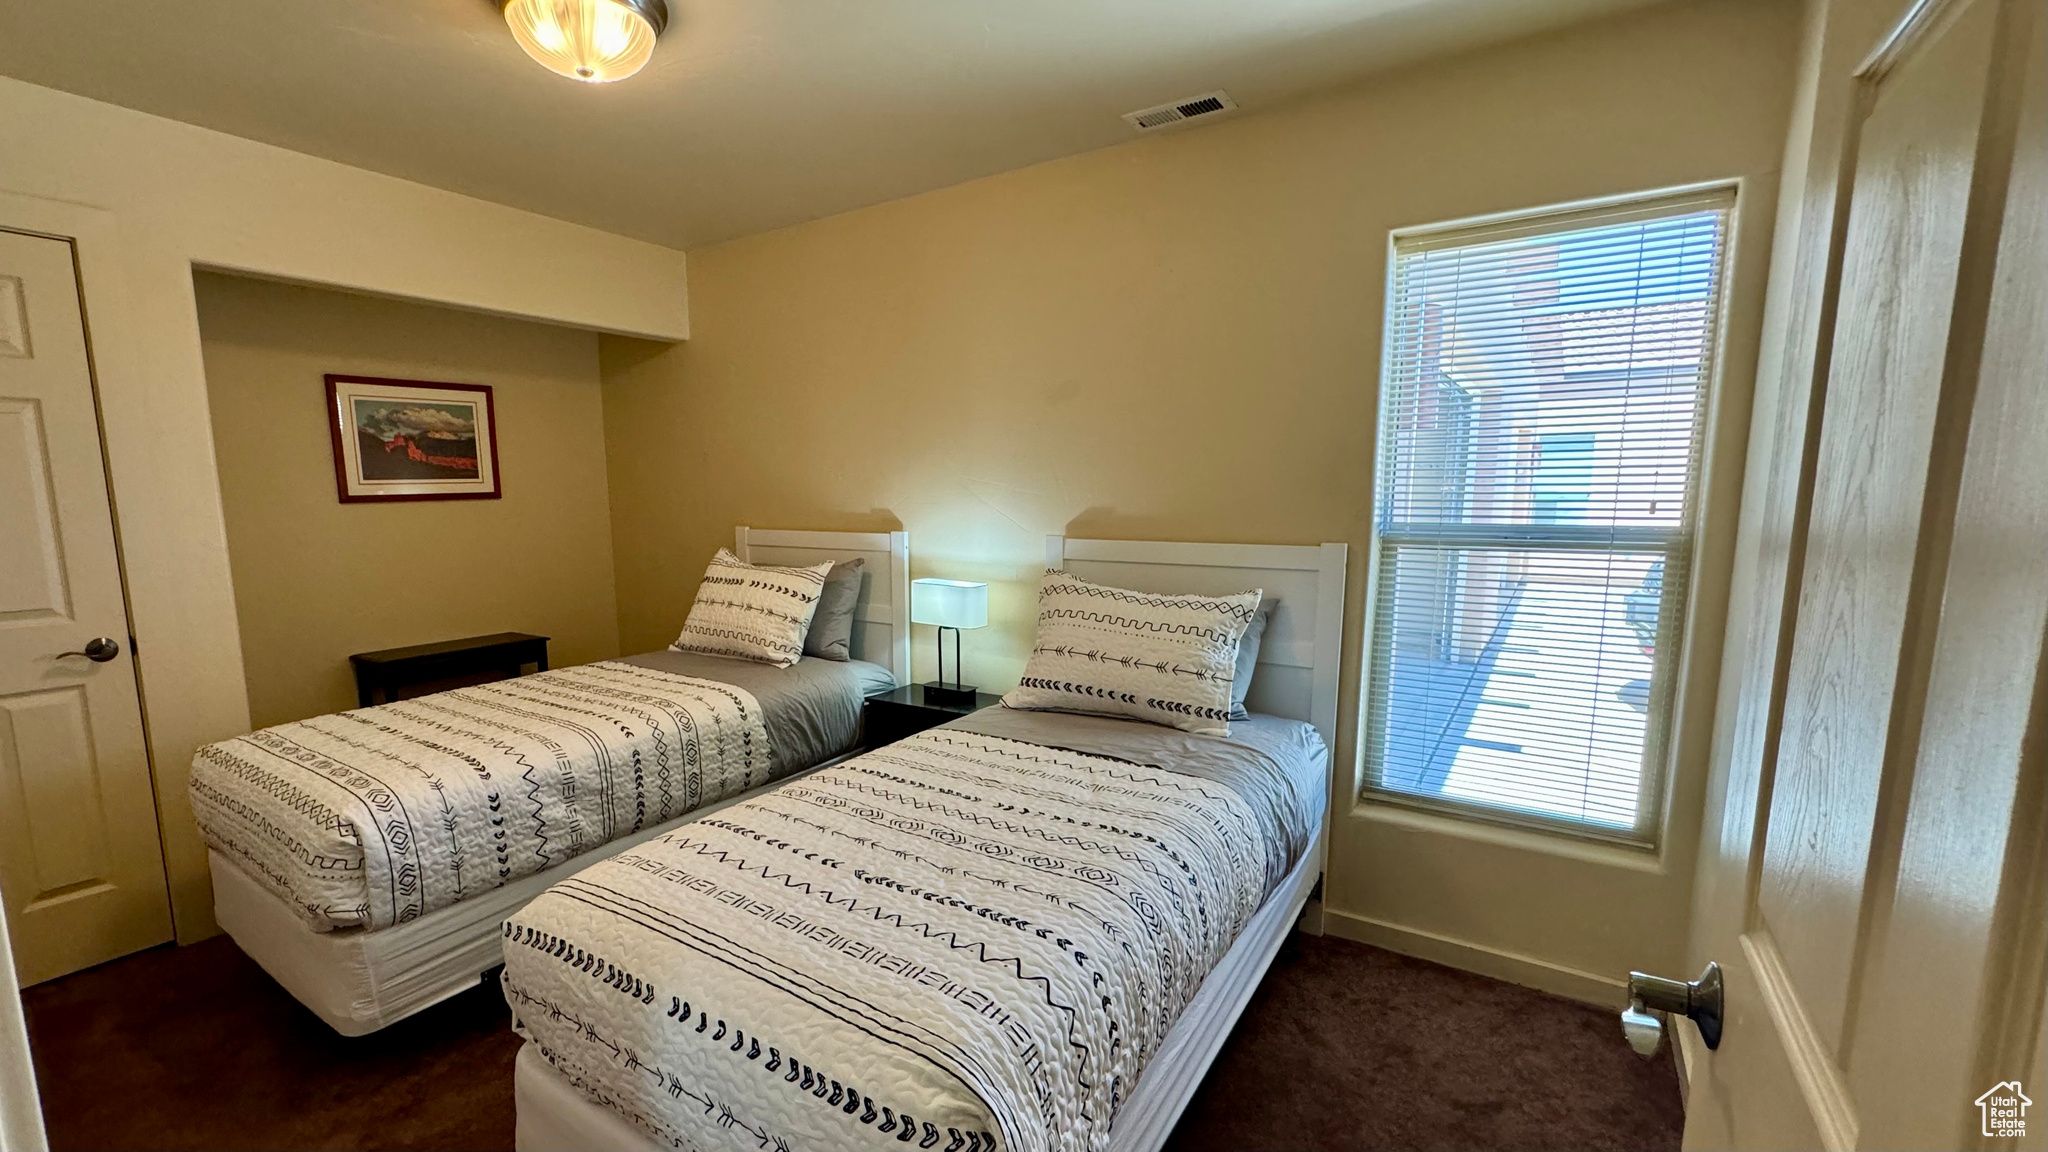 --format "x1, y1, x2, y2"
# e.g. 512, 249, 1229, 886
0, 0, 1659, 249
